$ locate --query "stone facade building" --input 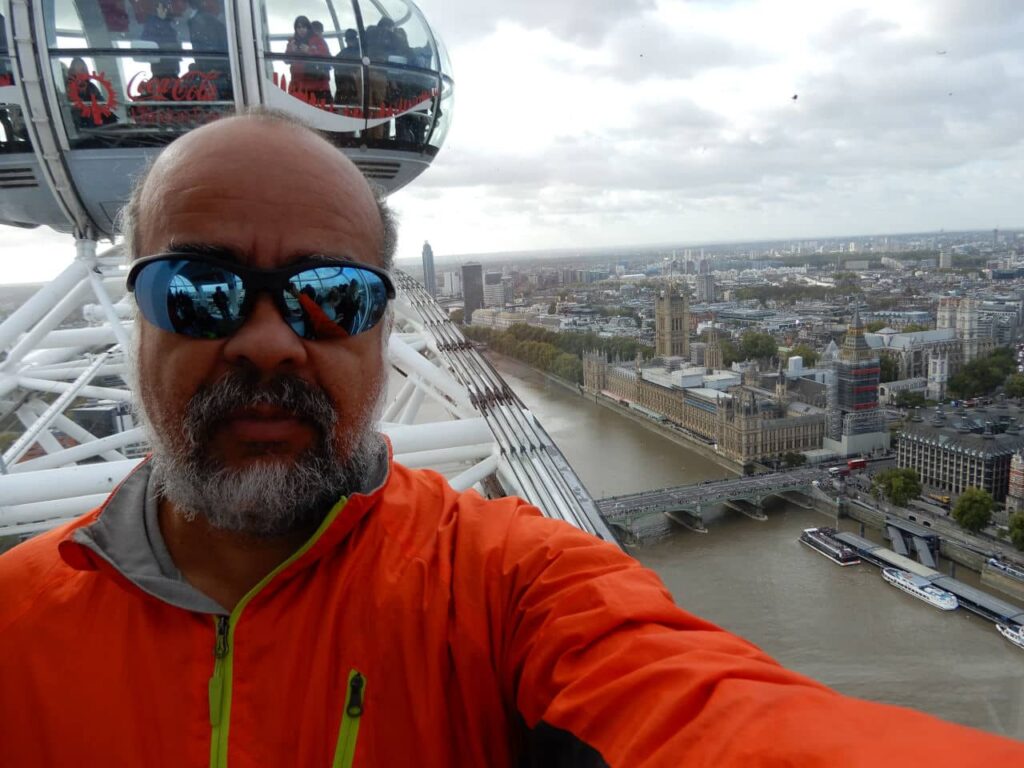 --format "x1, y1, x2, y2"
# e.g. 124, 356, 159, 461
826, 309, 888, 457
654, 286, 689, 358
704, 329, 724, 372
1007, 451, 1024, 513
866, 328, 967, 381
583, 354, 826, 465
896, 404, 1024, 502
